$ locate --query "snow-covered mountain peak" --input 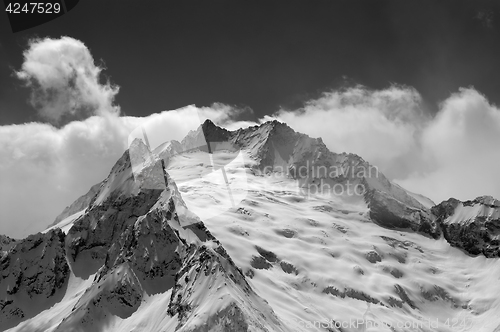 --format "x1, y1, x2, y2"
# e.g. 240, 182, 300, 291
3, 145, 286, 331
433, 195, 500, 224
5, 119, 500, 331
202, 121, 439, 237
51, 119, 437, 240
432, 195, 500, 257
151, 120, 437, 238
467, 195, 500, 207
